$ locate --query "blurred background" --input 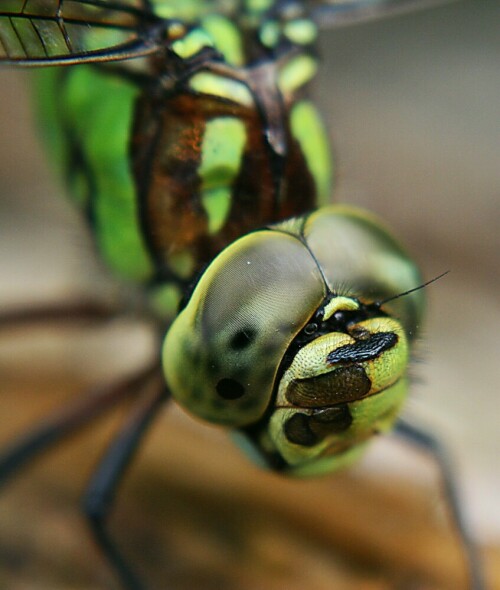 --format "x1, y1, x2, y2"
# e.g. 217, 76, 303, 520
0, 0, 498, 588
